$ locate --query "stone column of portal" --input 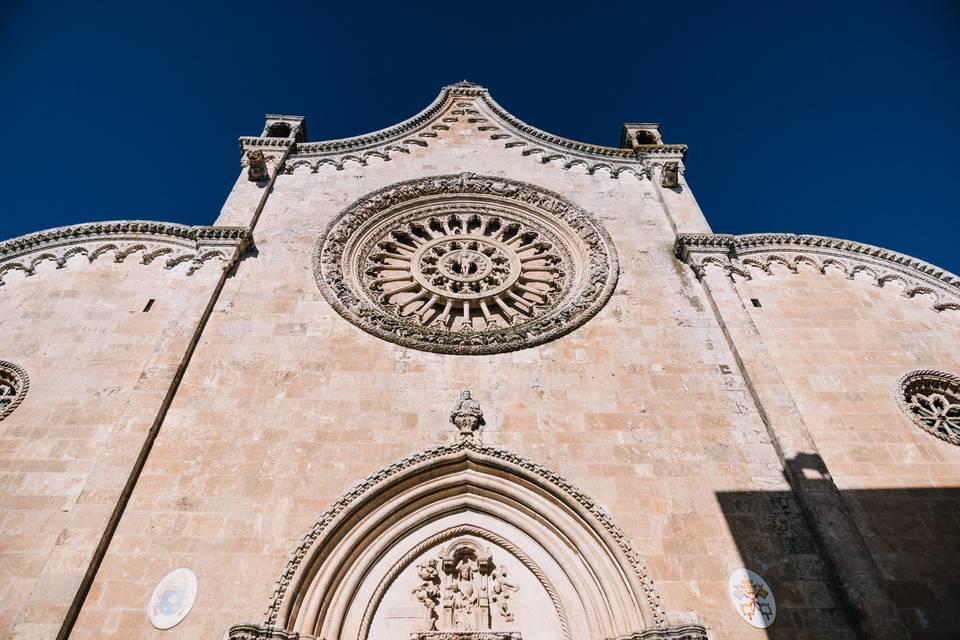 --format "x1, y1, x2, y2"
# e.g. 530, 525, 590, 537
692, 261, 908, 639
215, 114, 306, 229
